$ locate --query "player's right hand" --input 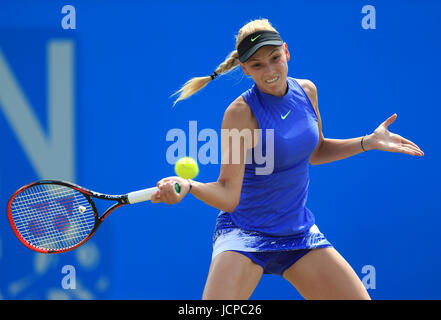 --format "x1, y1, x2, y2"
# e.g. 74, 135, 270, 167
151, 176, 190, 205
